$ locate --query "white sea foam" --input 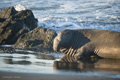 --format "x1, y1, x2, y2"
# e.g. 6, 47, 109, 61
15, 4, 26, 11
59, 2, 77, 13
11, 0, 120, 33
13, 3, 120, 33
38, 16, 120, 33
